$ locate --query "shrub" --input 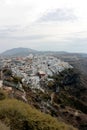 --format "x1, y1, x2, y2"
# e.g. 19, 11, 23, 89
0, 99, 77, 130
0, 121, 10, 130
0, 90, 7, 100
